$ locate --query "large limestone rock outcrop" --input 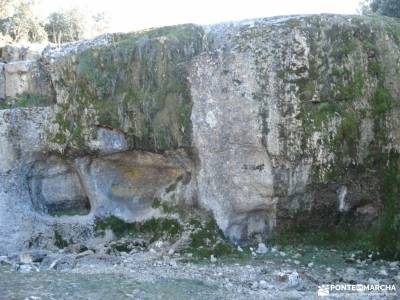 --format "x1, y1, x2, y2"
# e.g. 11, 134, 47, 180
0, 15, 400, 253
